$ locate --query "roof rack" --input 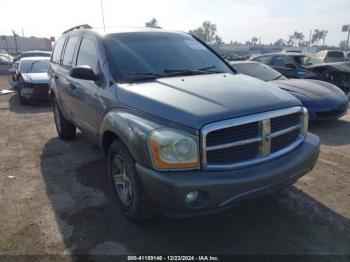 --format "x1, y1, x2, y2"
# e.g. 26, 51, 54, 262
63, 24, 92, 35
